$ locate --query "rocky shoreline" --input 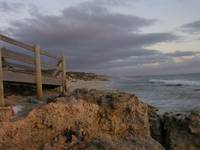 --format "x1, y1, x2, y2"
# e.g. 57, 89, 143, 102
0, 74, 199, 149
149, 110, 200, 150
